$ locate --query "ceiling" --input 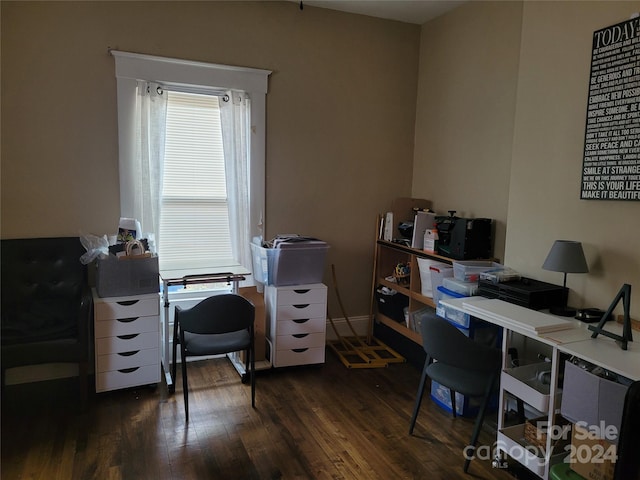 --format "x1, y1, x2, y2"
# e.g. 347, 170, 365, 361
293, 0, 466, 25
